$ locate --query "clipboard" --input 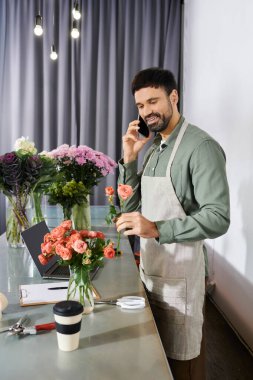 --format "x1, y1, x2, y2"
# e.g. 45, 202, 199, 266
19, 282, 100, 306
